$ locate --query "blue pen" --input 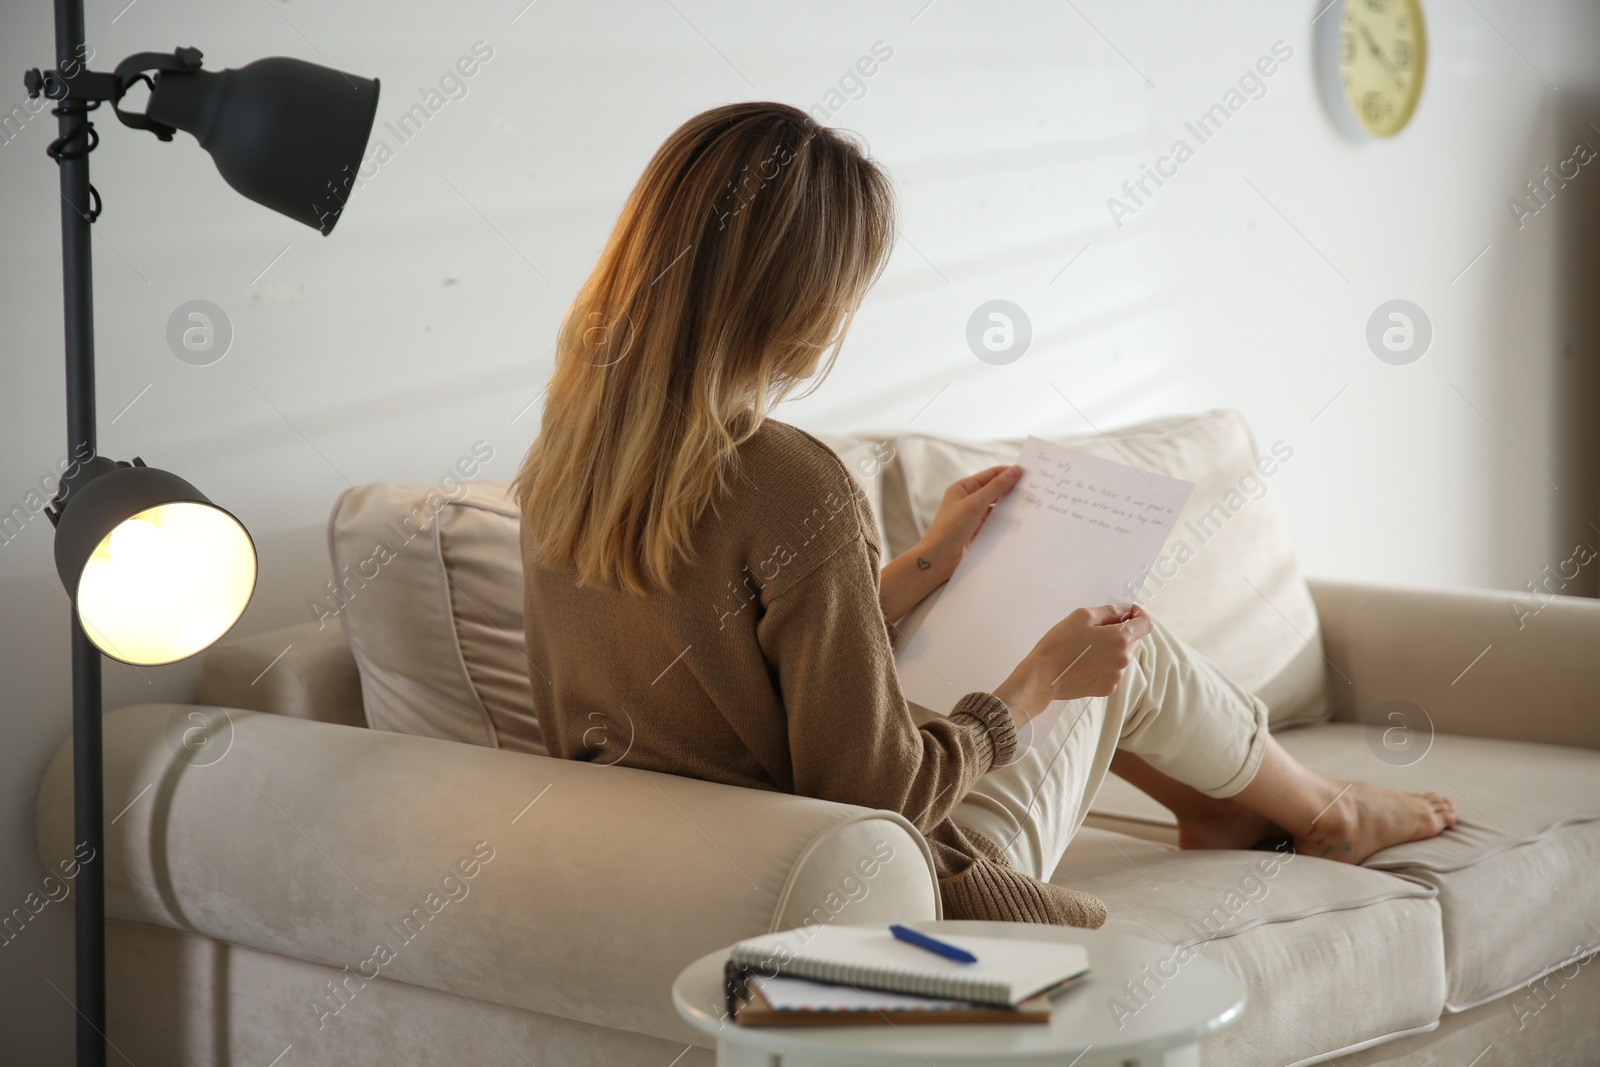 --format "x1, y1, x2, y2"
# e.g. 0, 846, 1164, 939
889, 924, 978, 964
